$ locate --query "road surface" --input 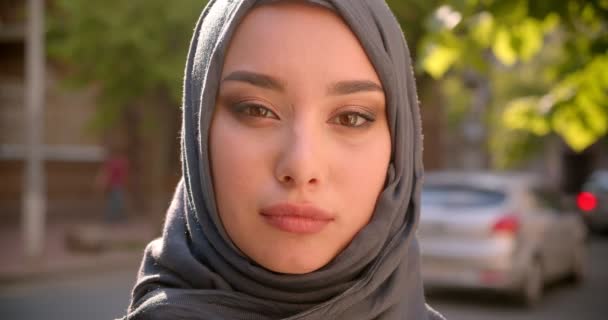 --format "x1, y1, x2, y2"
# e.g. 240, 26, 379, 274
1, 236, 607, 319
